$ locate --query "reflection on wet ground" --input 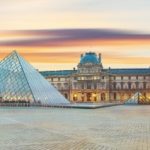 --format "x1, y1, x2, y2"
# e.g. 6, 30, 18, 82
0, 106, 150, 150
